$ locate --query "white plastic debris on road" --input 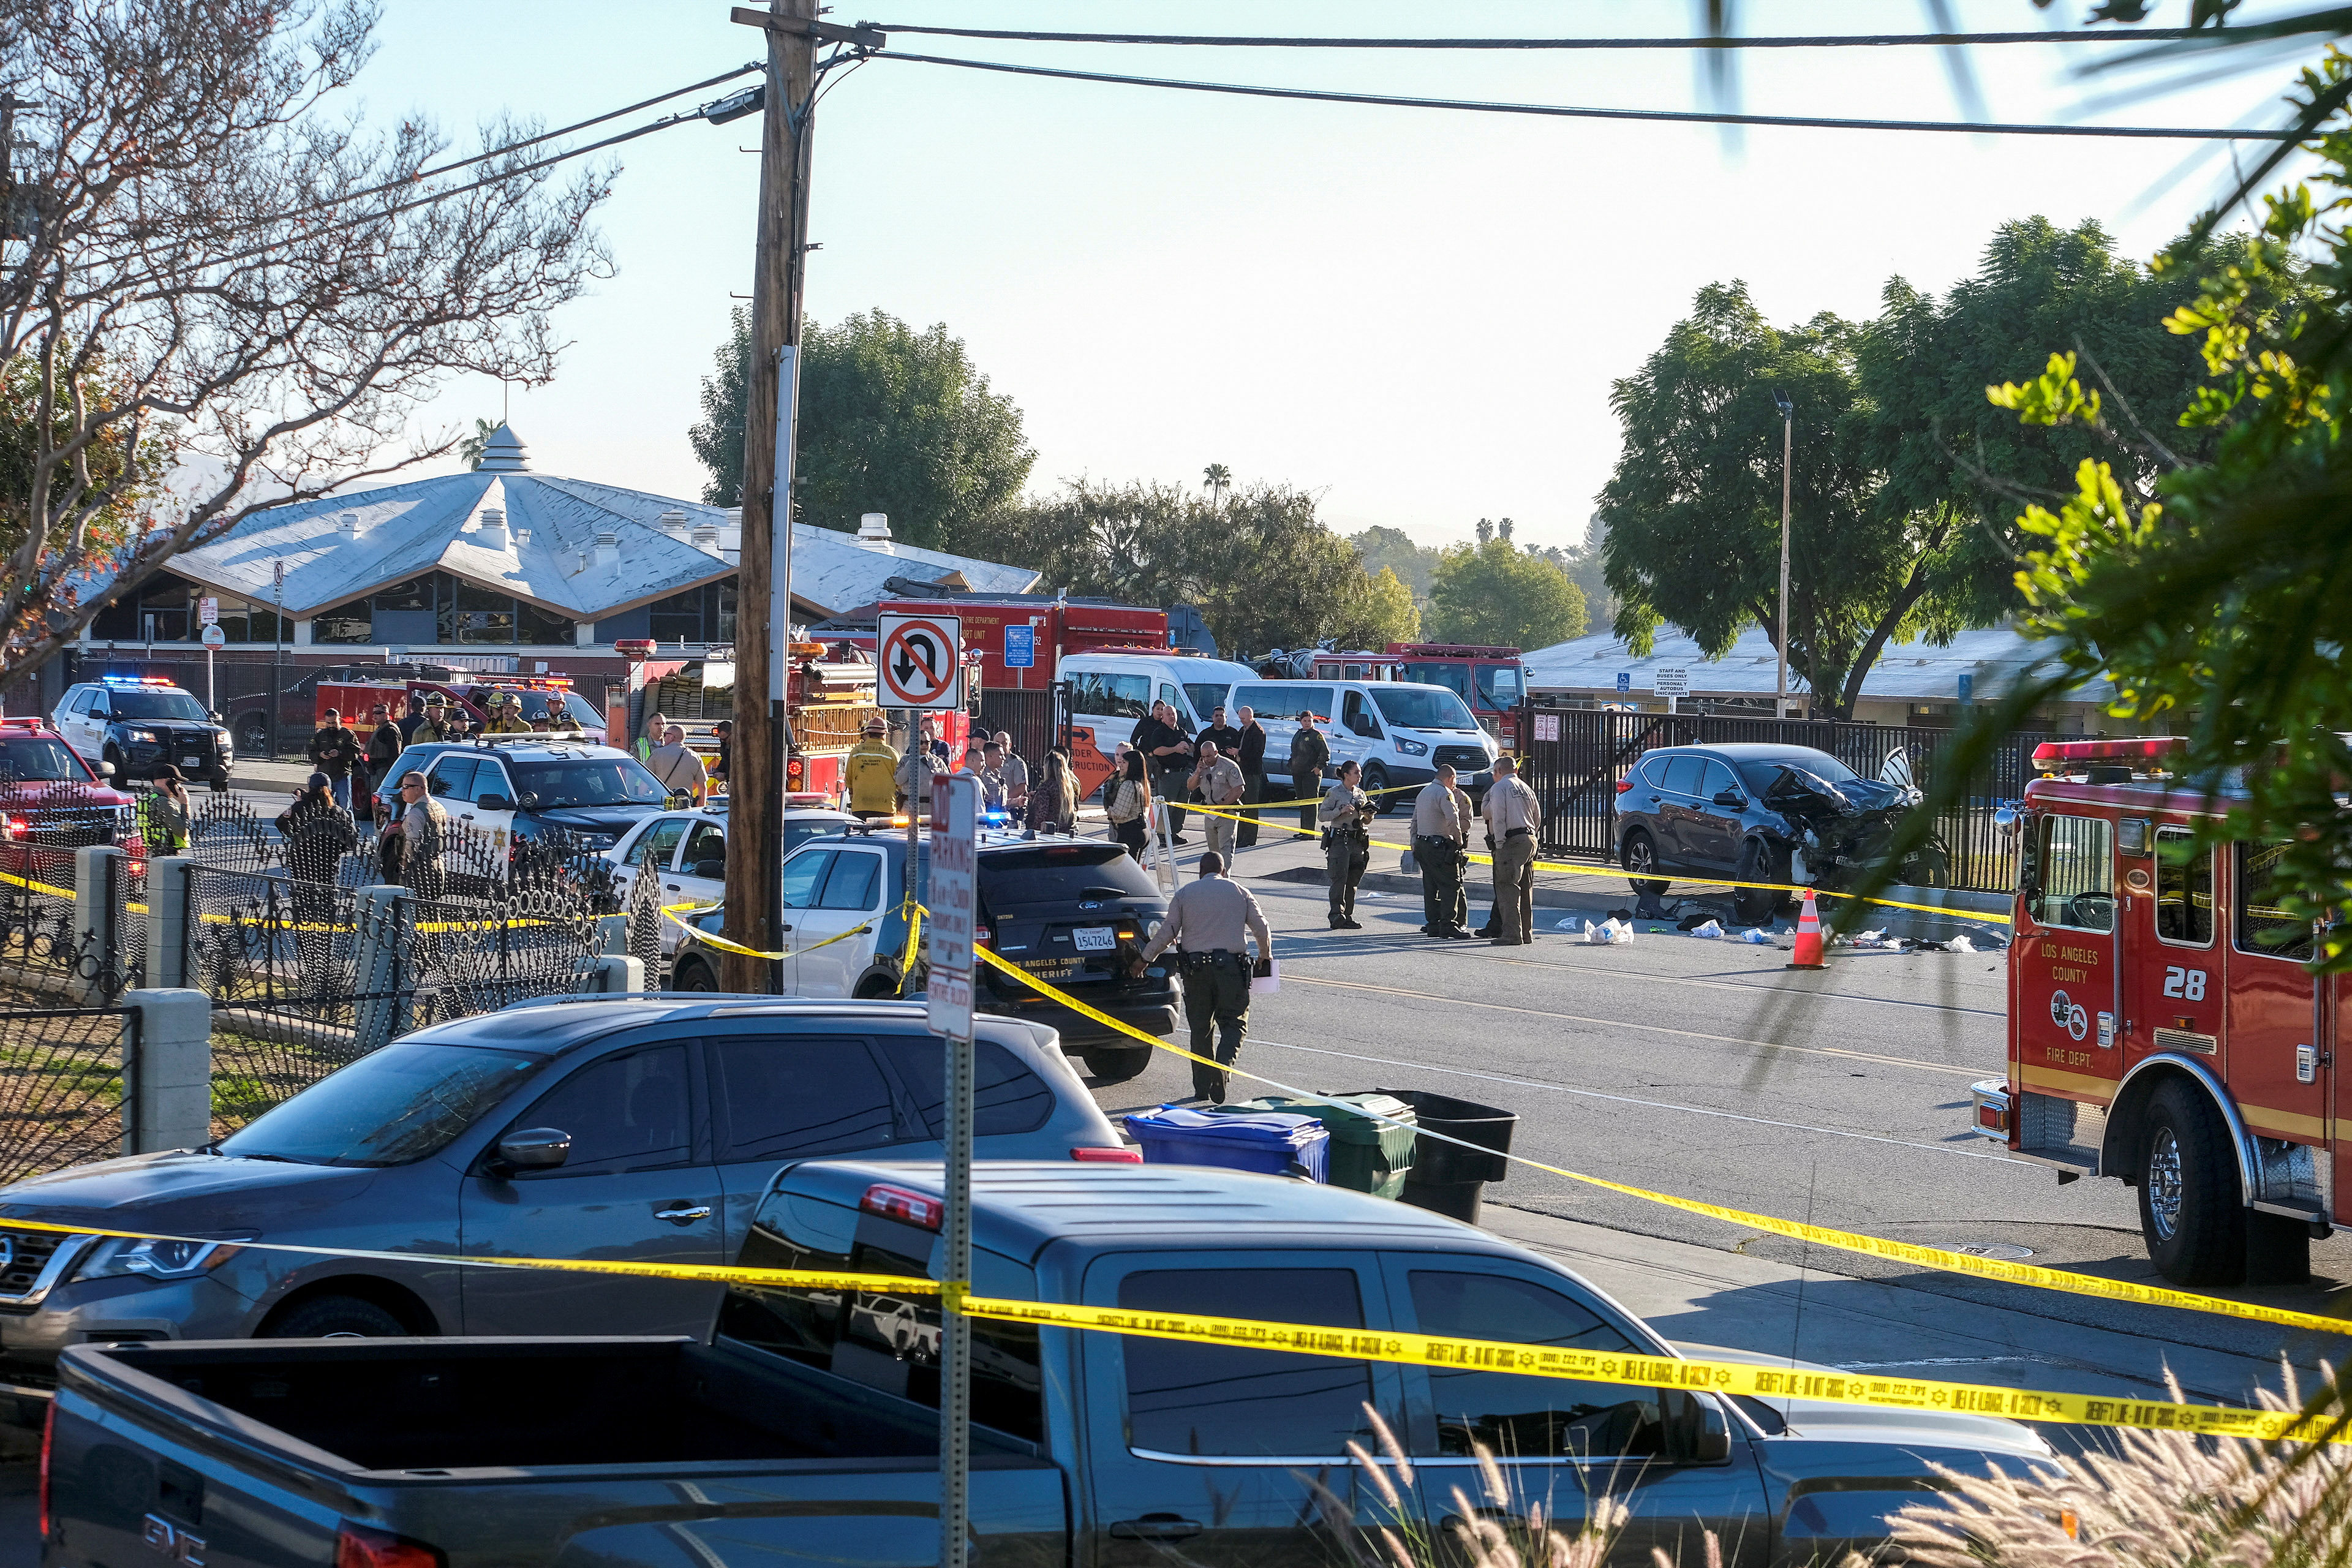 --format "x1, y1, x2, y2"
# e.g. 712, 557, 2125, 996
1556, 916, 1583, 932
1585, 918, 1637, 945
1738, 927, 1774, 944
1948, 933, 1976, 954
1687, 919, 1724, 939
